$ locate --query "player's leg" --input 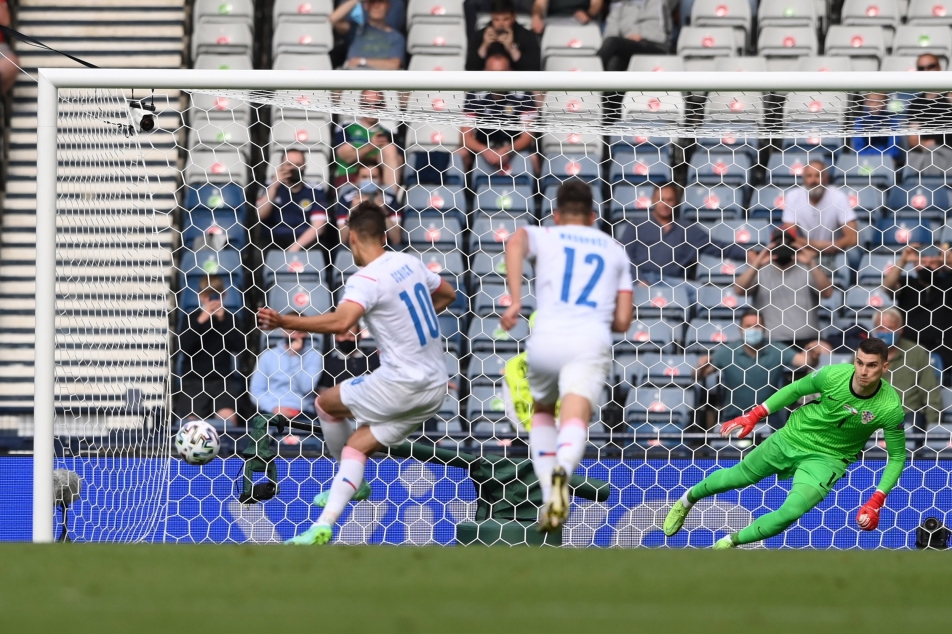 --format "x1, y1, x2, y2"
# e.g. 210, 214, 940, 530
664, 434, 786, 537
311, 384, 372, 507
529, 400, 558, 507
